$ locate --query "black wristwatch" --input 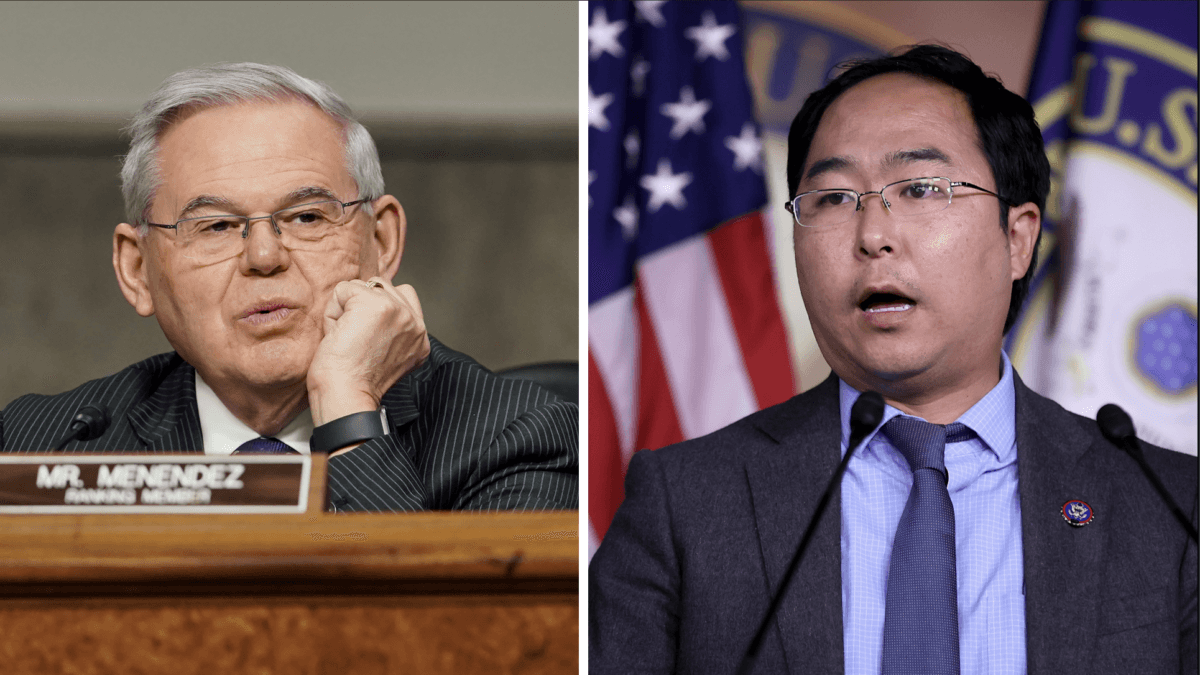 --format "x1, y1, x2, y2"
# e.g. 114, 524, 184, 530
310, 407, 390, 454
